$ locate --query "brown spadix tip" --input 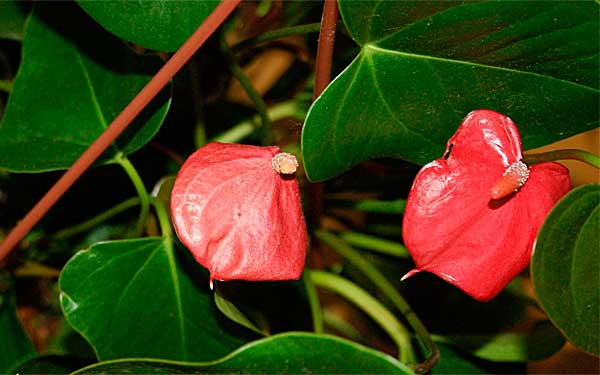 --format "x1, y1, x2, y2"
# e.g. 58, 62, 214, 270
271, 152, 299, 175
490, 160, 530, 200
